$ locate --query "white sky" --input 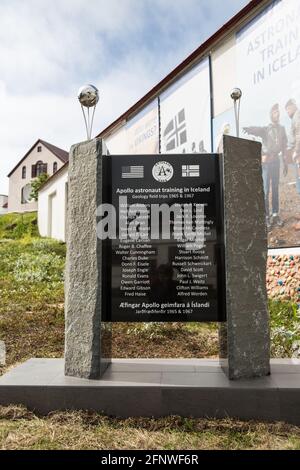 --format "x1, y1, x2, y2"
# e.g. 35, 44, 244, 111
0, 0, 248, 194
